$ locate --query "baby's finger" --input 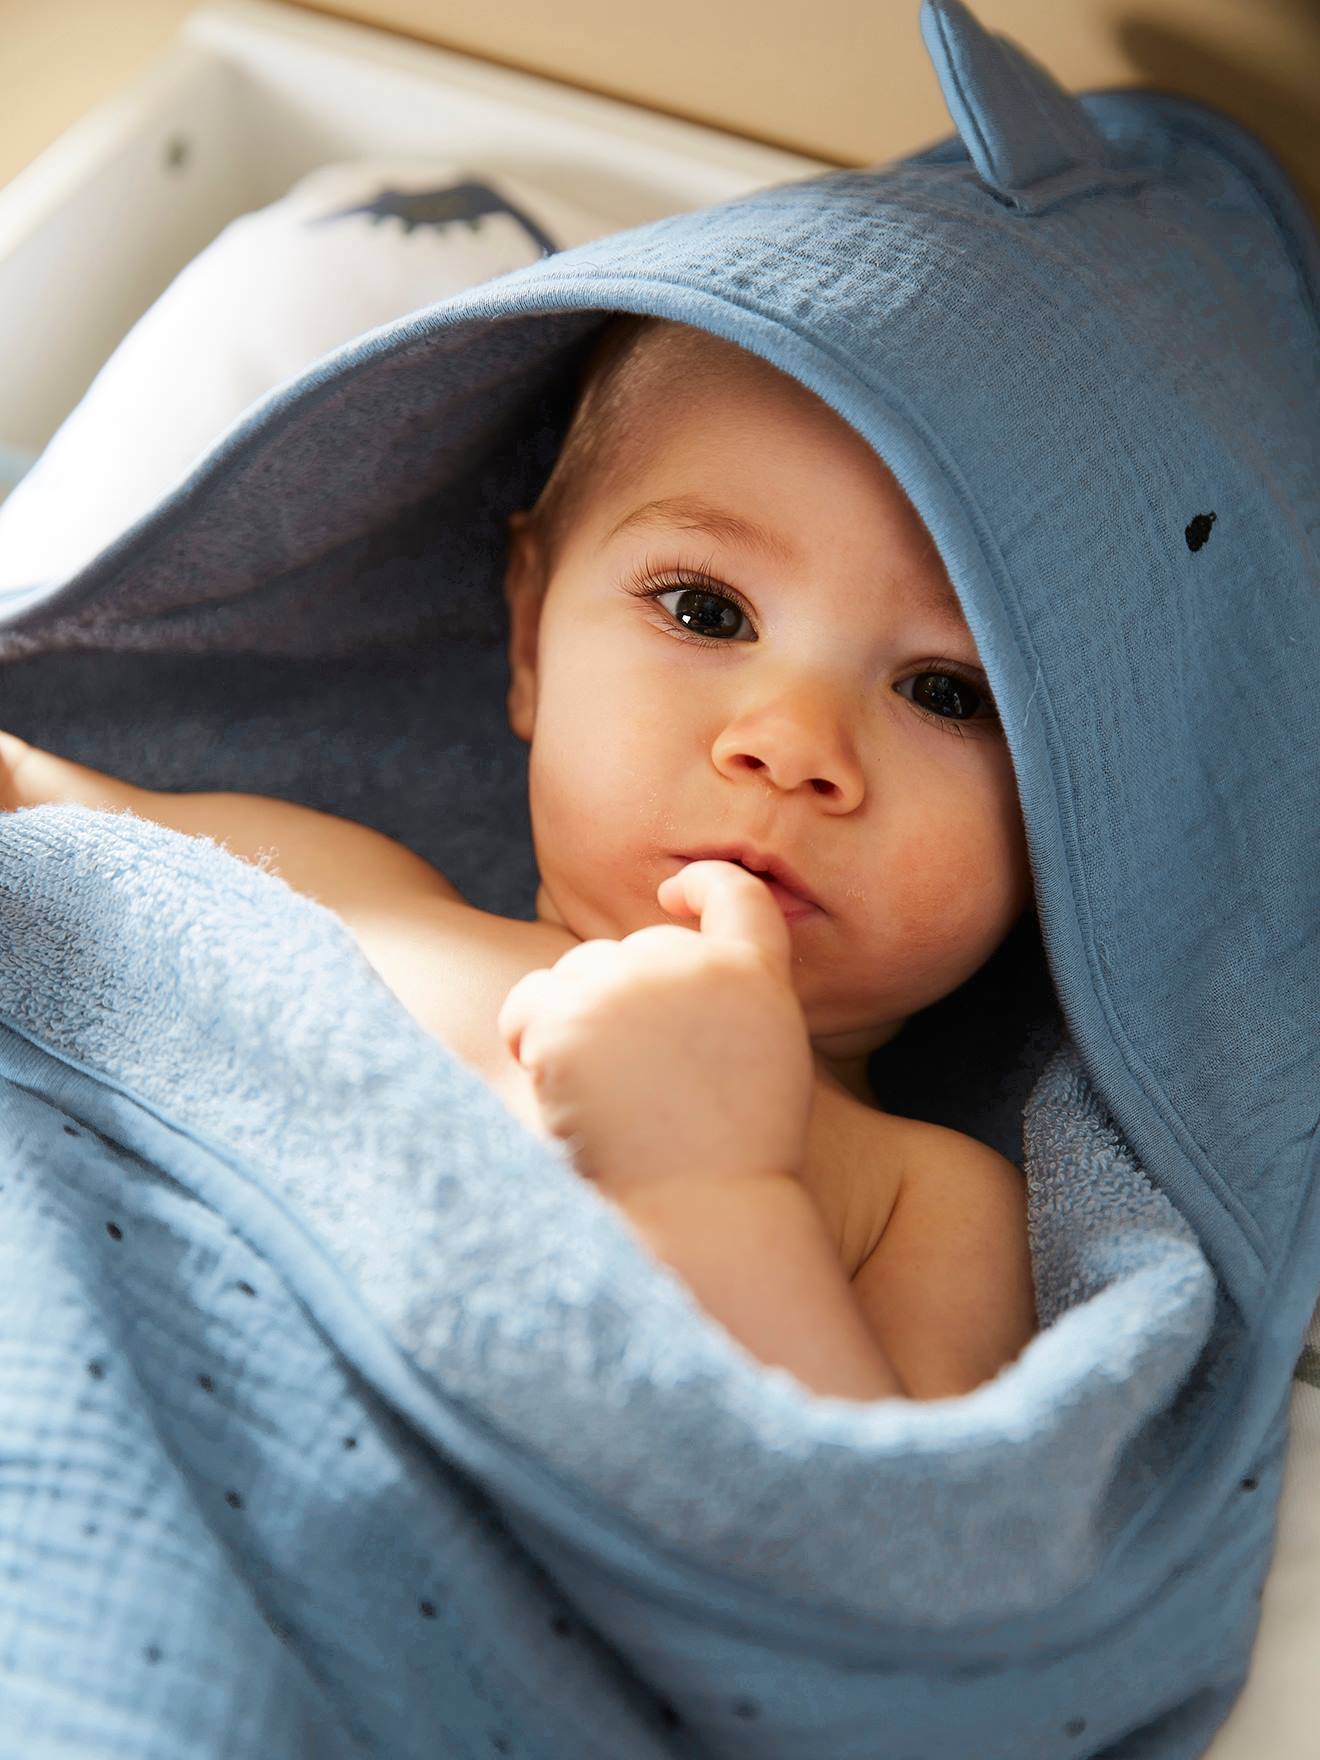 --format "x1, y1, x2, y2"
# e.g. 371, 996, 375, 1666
495, 967, 558, 1066
656, 859, 792, 975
